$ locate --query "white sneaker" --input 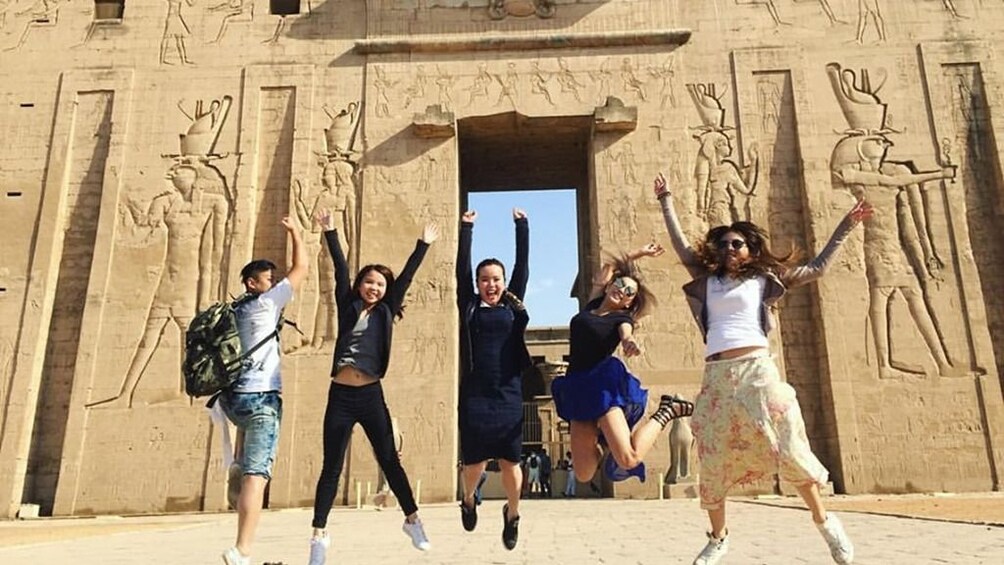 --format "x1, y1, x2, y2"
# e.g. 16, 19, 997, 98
402, 518, 431, 551
818, 513, 854, 564
221, 546, 250, 565
693, 531, 729, 565
308, 534, 330, 565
